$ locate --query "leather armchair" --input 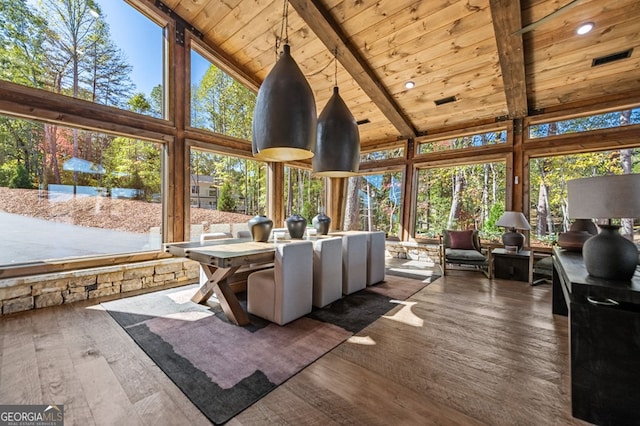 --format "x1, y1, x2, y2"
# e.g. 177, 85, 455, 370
440, 229, 490, 278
